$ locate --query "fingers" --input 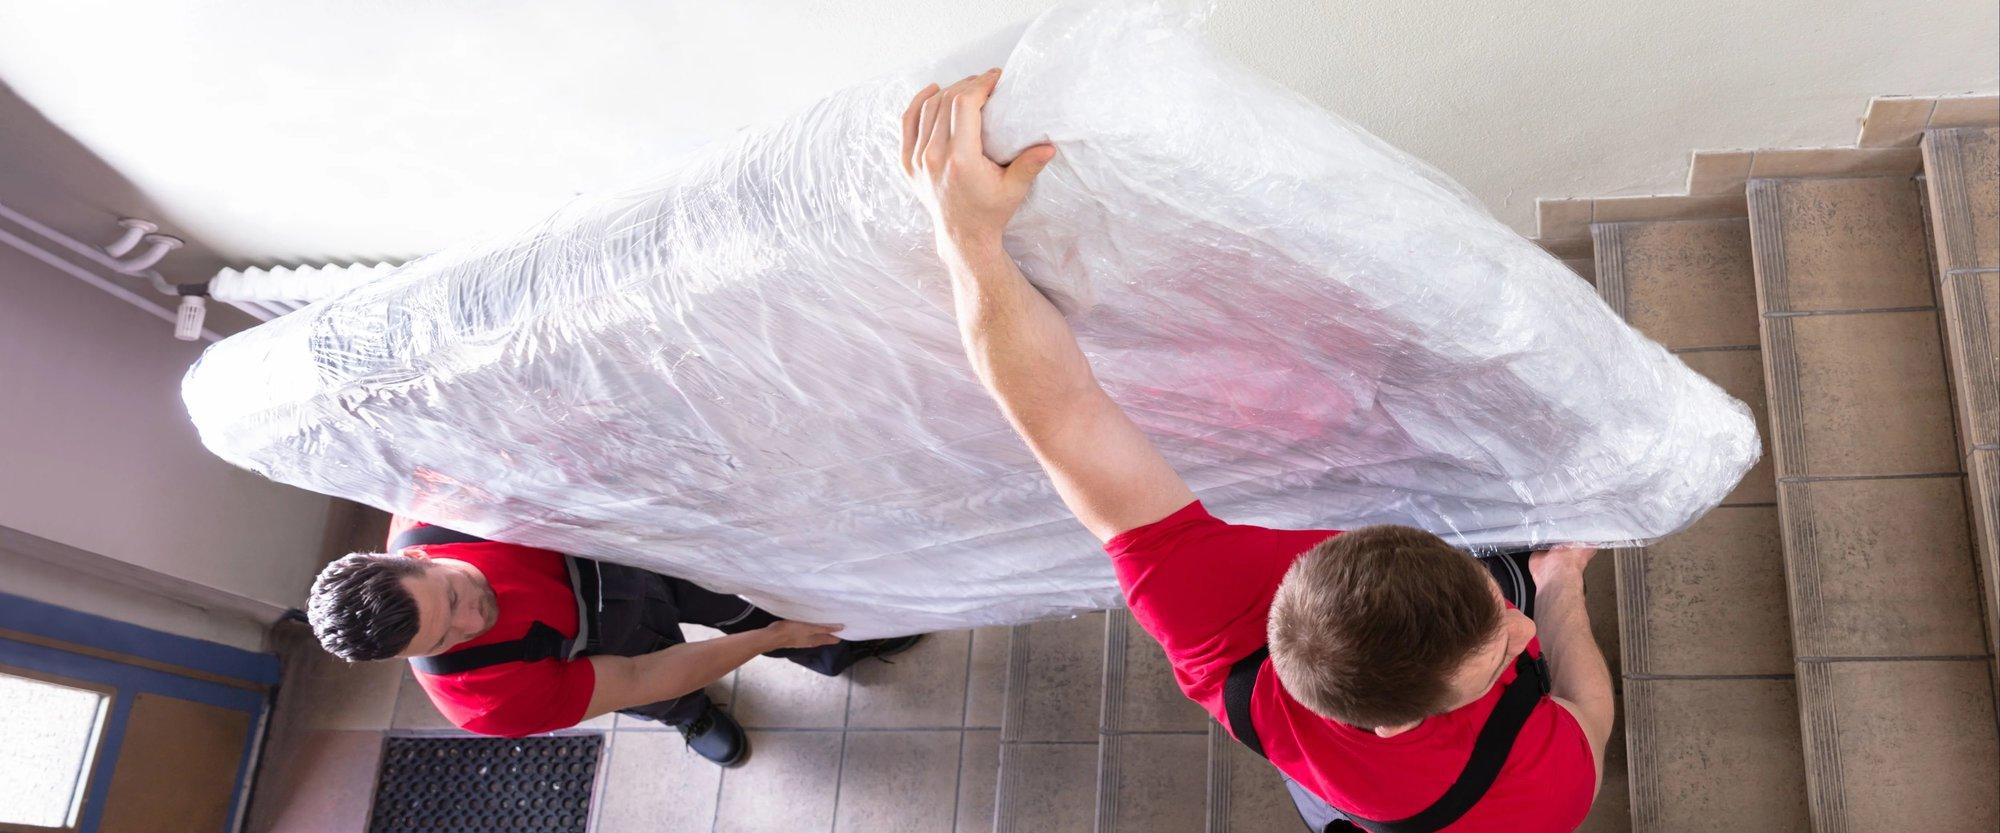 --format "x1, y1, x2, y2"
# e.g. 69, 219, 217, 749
908, 68, 1003, 174
901, 83, 939, 176
950, 69, 1002, 160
